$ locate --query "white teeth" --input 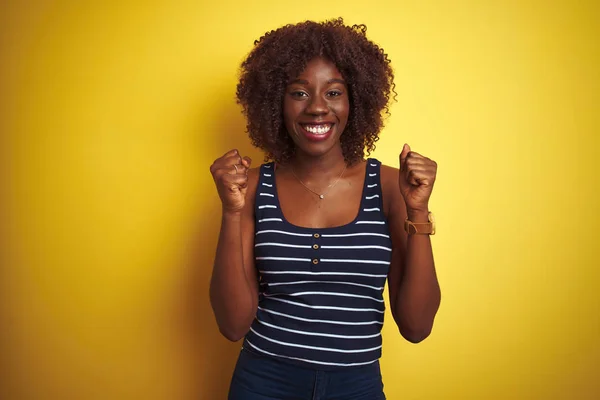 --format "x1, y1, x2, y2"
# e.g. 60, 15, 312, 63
303, 124, 332, 134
